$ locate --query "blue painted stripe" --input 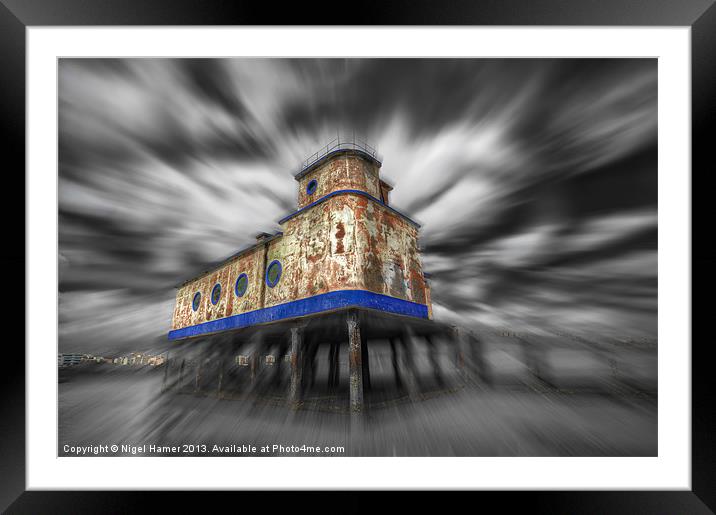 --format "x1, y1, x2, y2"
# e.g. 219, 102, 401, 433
277, 189, 420, 228
167, 289, 429, 341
